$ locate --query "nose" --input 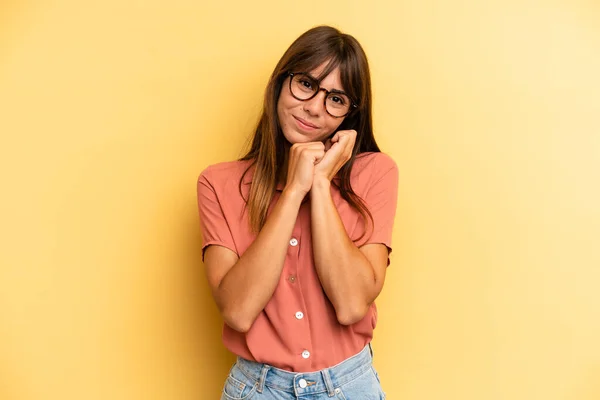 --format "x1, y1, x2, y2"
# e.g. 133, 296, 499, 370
303, 89, 327, 115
